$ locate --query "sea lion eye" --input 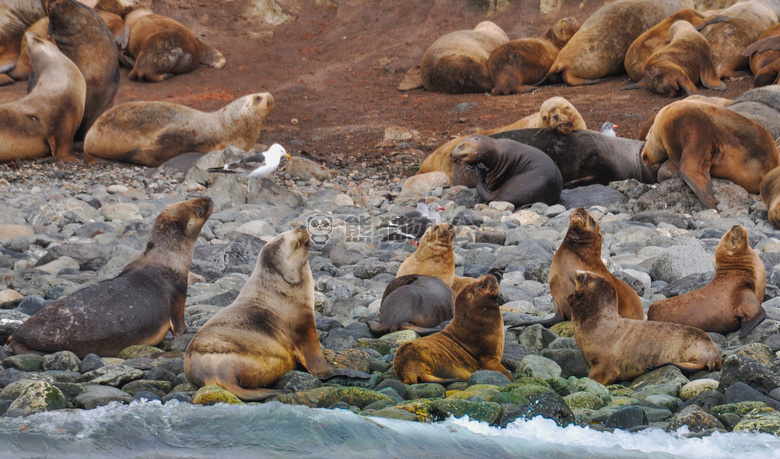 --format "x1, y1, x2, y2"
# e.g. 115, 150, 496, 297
255, 96, 261, 102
